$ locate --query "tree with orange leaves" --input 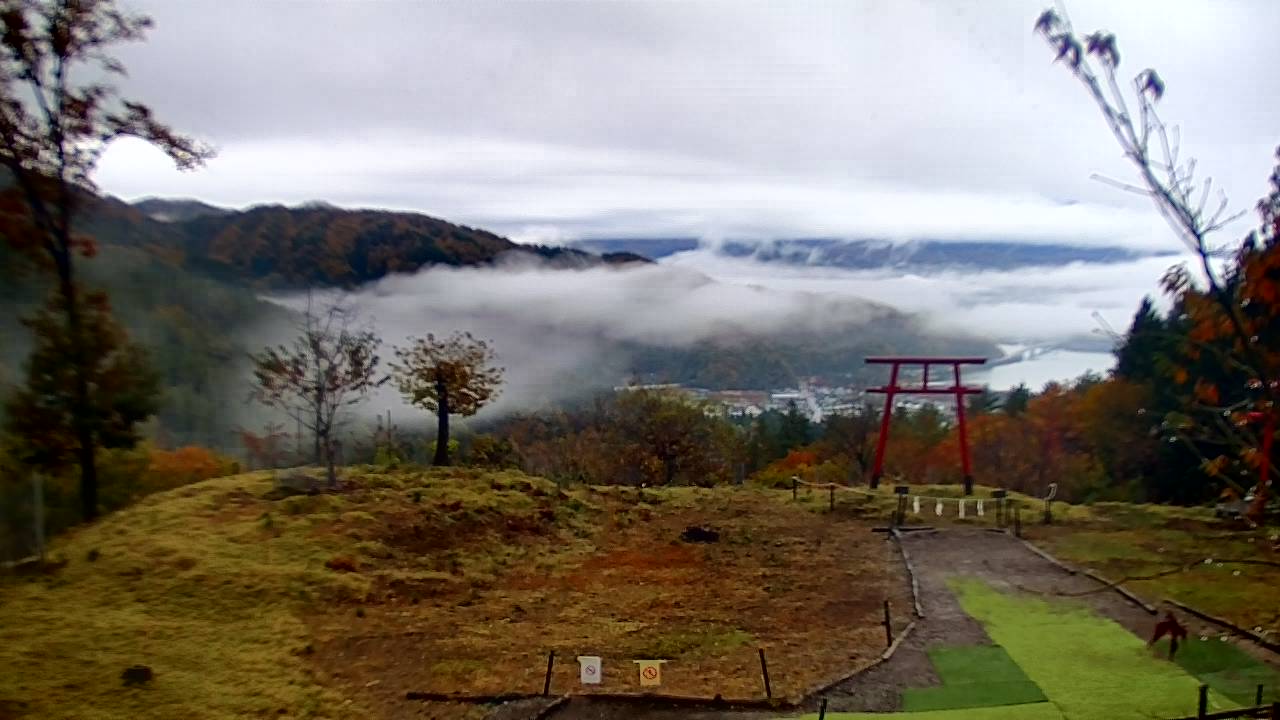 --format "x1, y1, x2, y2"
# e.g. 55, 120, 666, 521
1037, 7, 1278, 520
0, 0, 211, 521
1161, 188, 1280, 515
